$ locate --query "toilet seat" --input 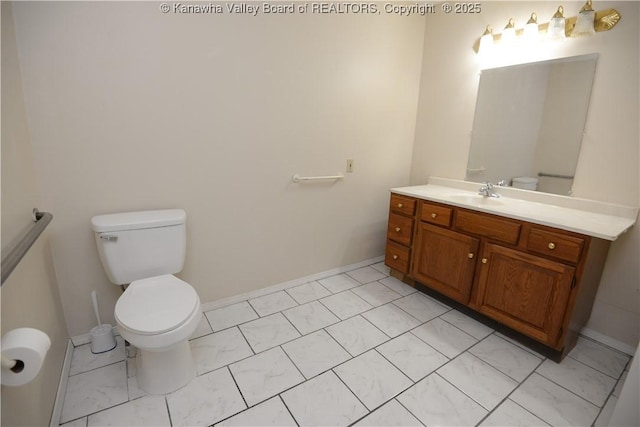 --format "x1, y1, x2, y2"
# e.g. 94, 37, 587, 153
115, 274, 199, 336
